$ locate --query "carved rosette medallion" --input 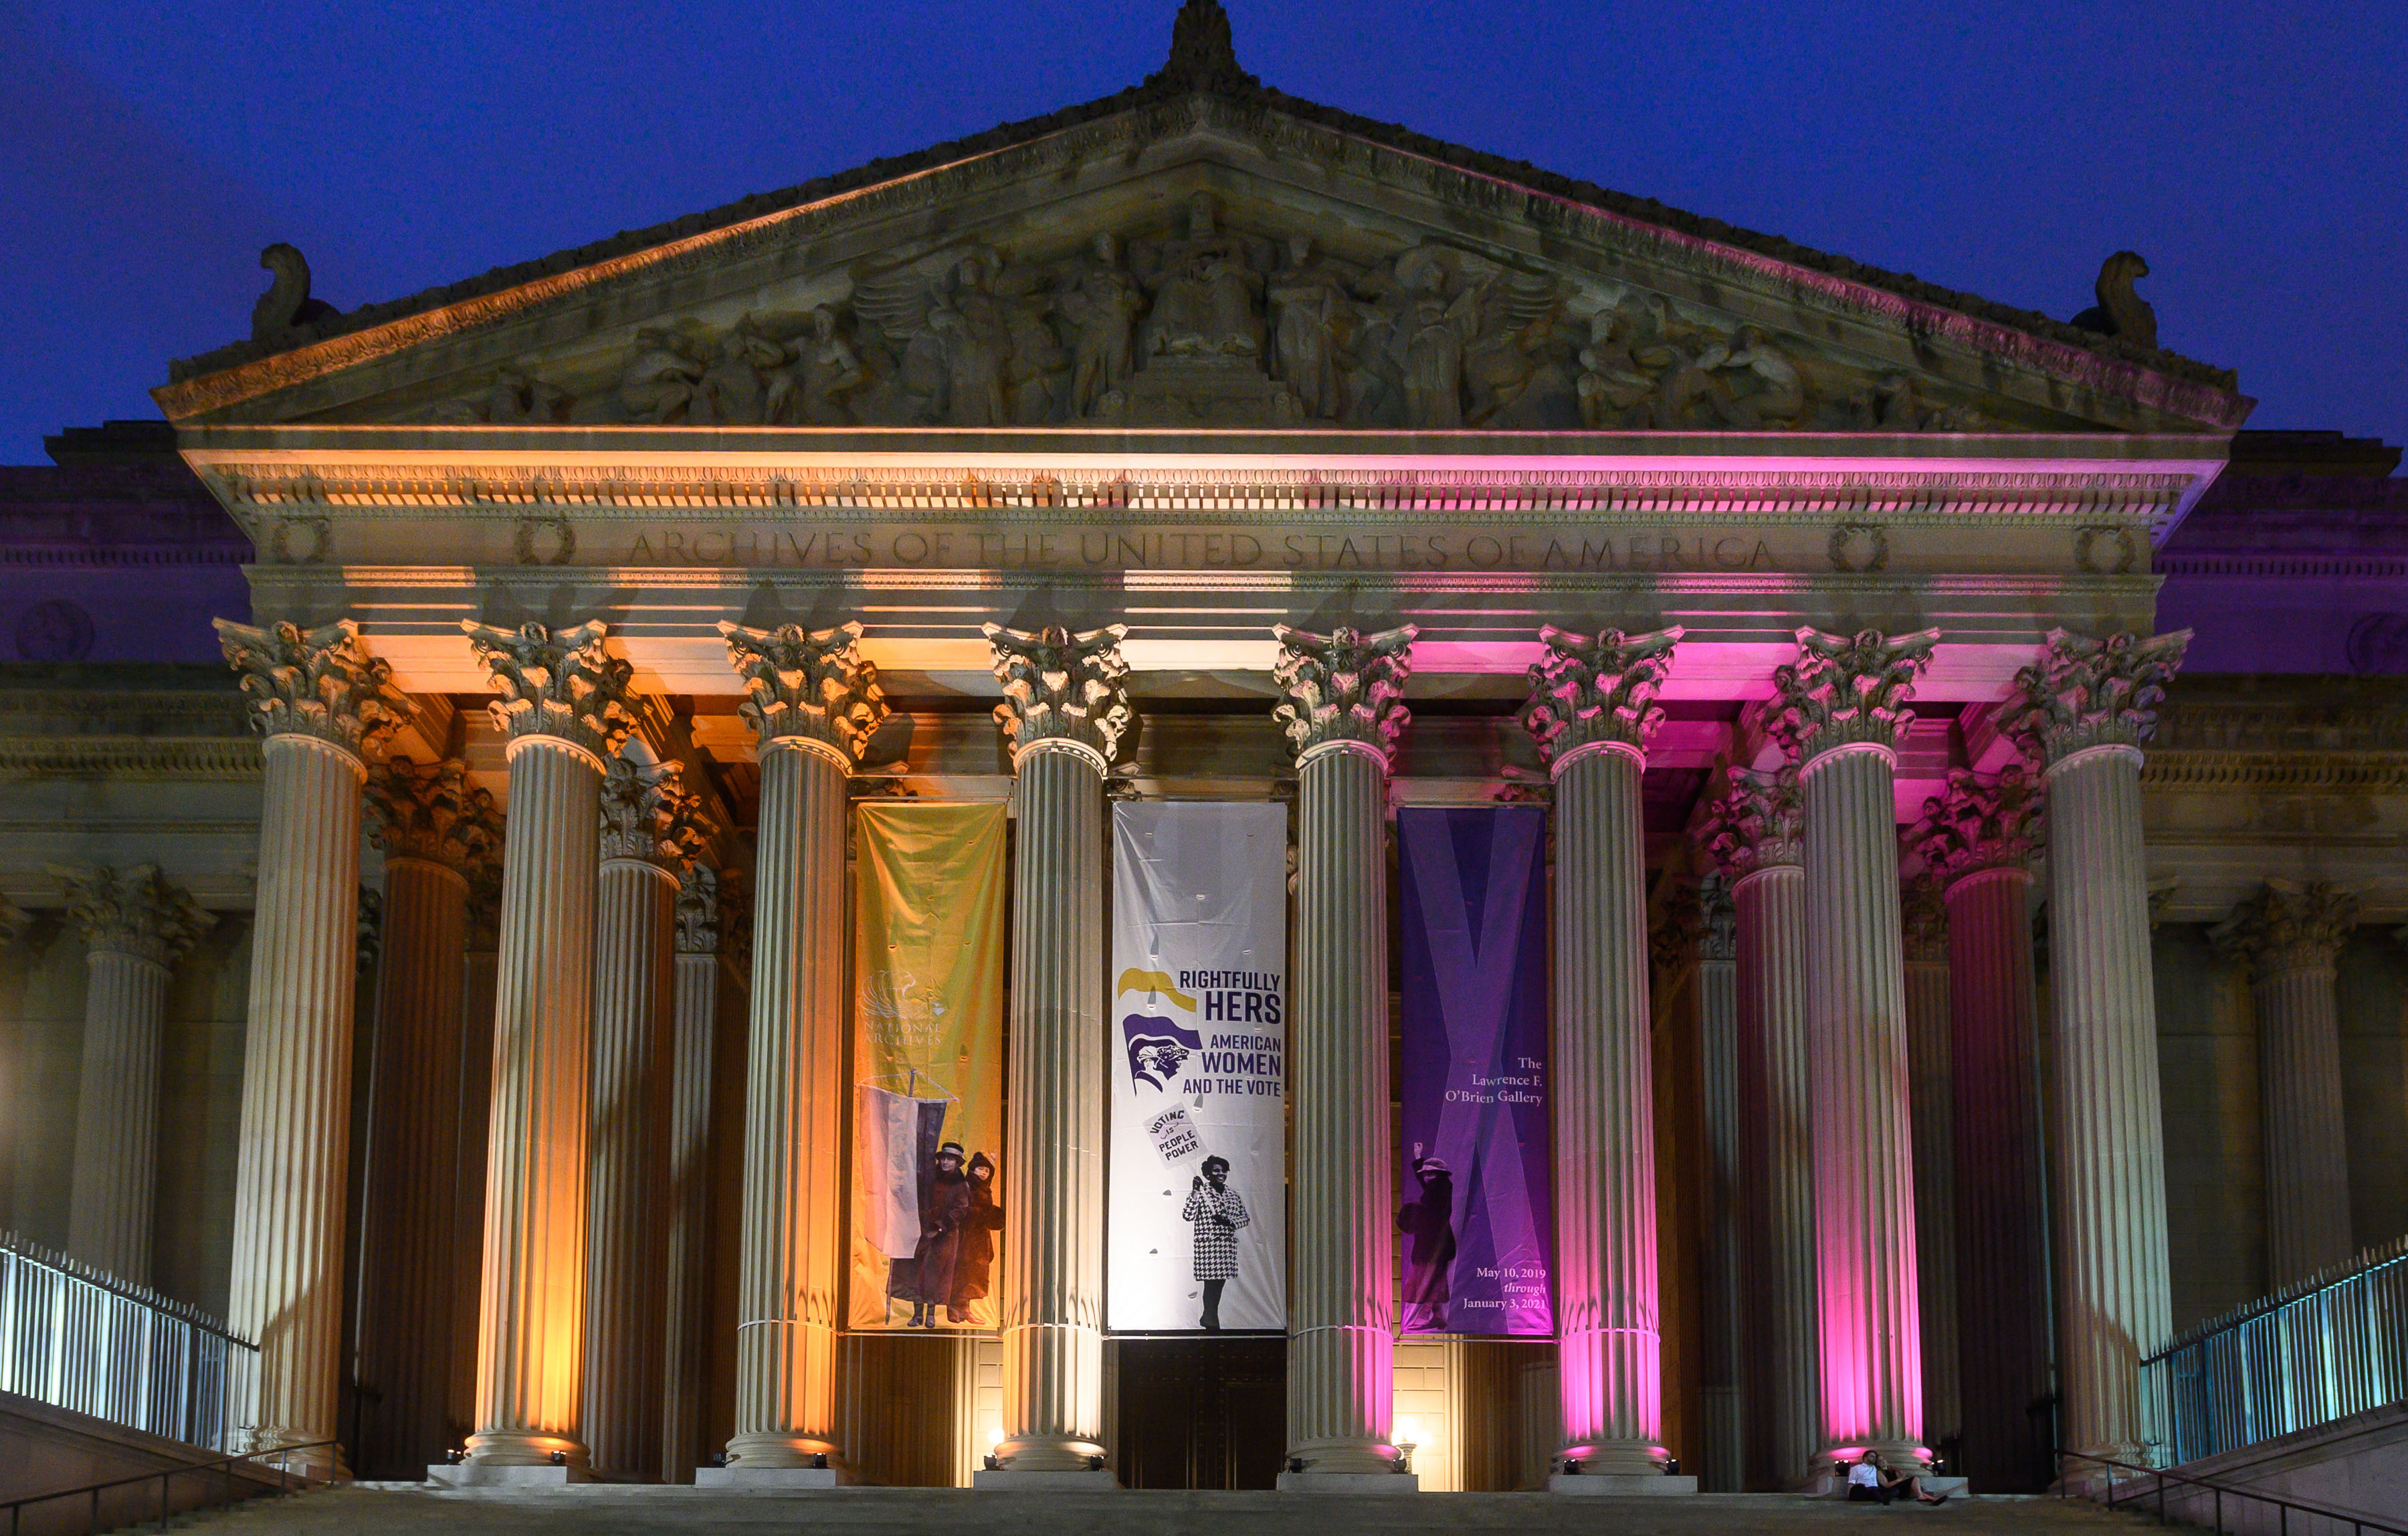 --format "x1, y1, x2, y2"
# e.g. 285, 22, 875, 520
1518, 623, 1683, 773
1900, 876, 1950, 963
1907, 764, 2045, 889
460, 619, 637, 763
366, 756, 502, 875
213, 617, 408, 767
1270, 623, 1417, 767
982, 621, 1134, 769
718, 619, 890, 765
1698, 870, 1737, 963
63, 864, 209, 970
2003, 628, 2193, 768
598, 758, 716, 877
1698, 762, 1805, 878
2210, 882, 2360, 979
1767, 626, 1939, 767
674, 865, 724, 955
